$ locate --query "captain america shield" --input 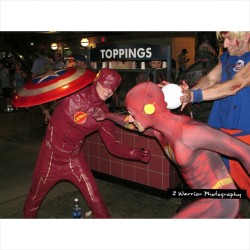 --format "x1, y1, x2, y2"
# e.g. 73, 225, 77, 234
12, 67, 96, 107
